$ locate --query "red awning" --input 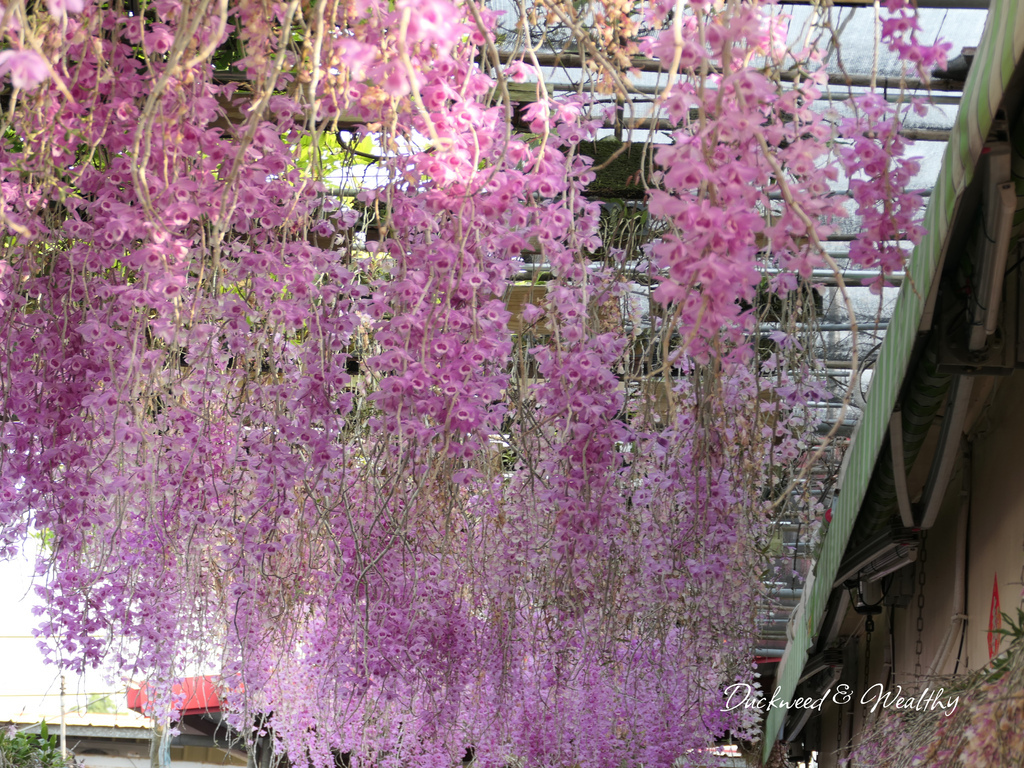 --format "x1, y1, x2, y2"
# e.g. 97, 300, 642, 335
127, 676, 223, 717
